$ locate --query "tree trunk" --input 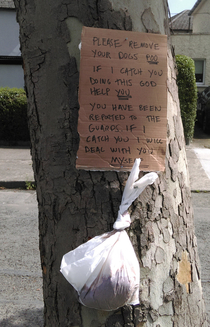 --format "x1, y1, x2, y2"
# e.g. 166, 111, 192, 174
14, 0, 207, 326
